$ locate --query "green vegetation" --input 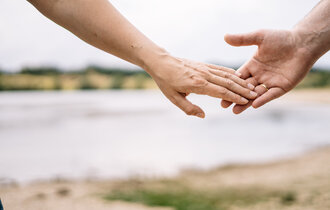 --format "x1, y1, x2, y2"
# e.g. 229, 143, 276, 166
0, 66, 329, 91
104, 180, 297, 210
0, 66, 155, 91
280, 191, 296, 205
297, 69, 330, 88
